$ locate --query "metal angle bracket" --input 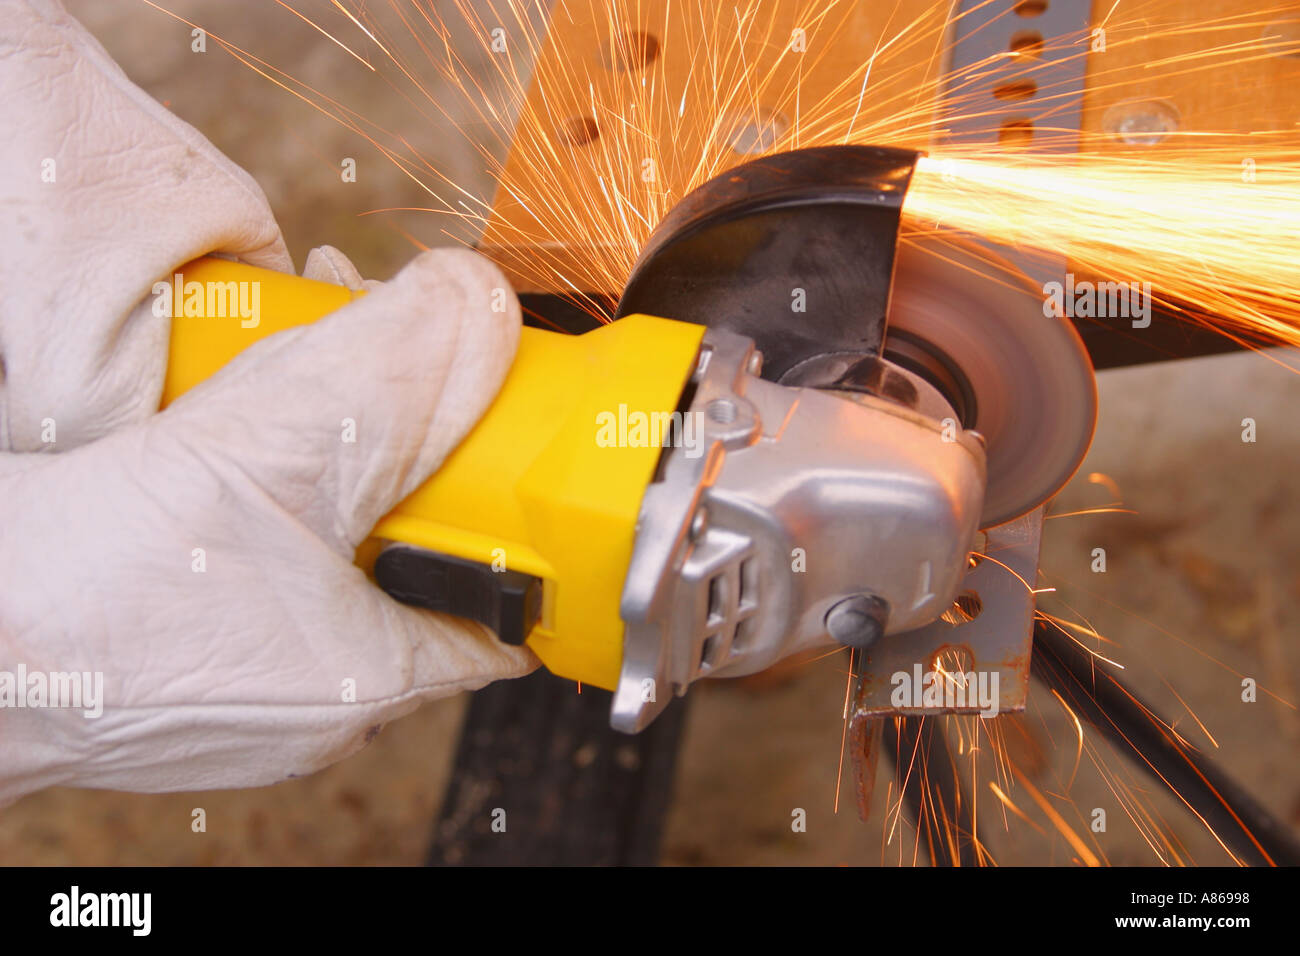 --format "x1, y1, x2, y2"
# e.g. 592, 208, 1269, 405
851, 507, 1044, 719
